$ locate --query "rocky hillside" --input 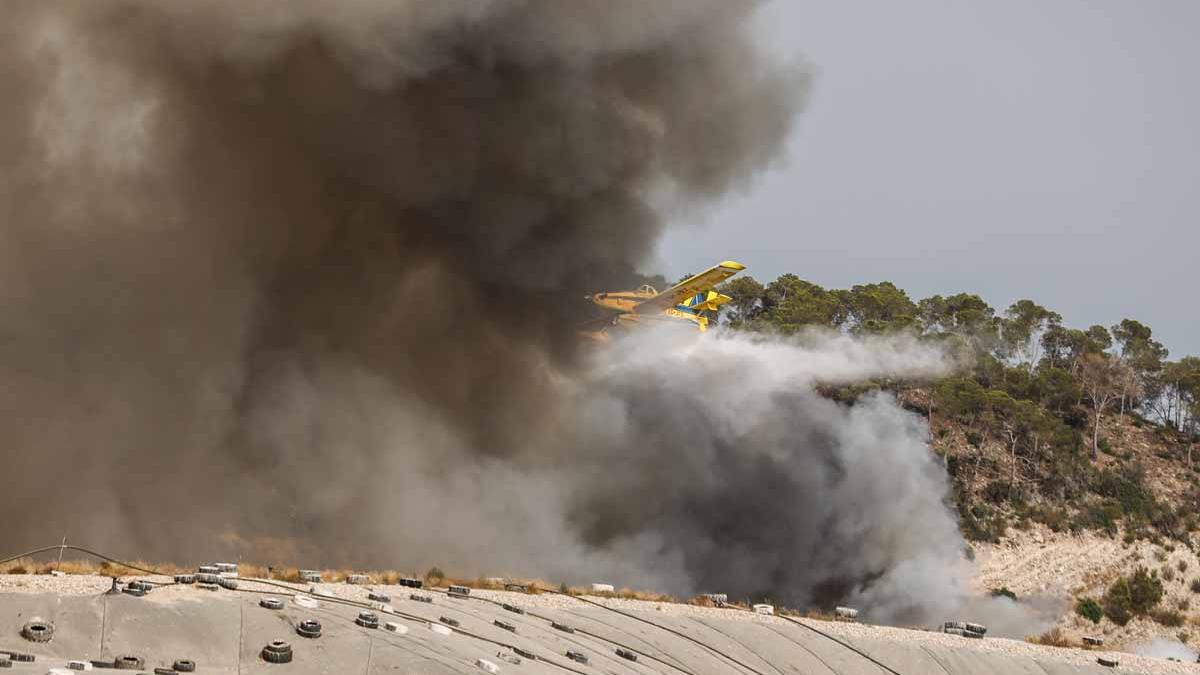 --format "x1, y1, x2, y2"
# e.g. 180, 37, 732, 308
941, 407, 1200, 649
